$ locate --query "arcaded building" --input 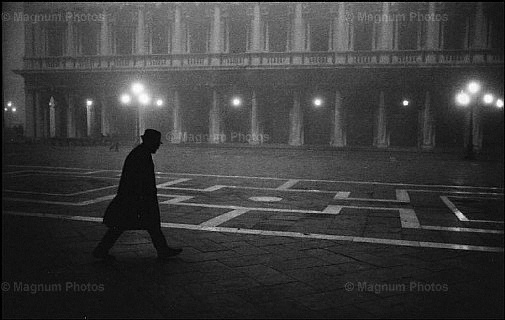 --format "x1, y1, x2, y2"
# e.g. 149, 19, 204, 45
8, 2, 505, 150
